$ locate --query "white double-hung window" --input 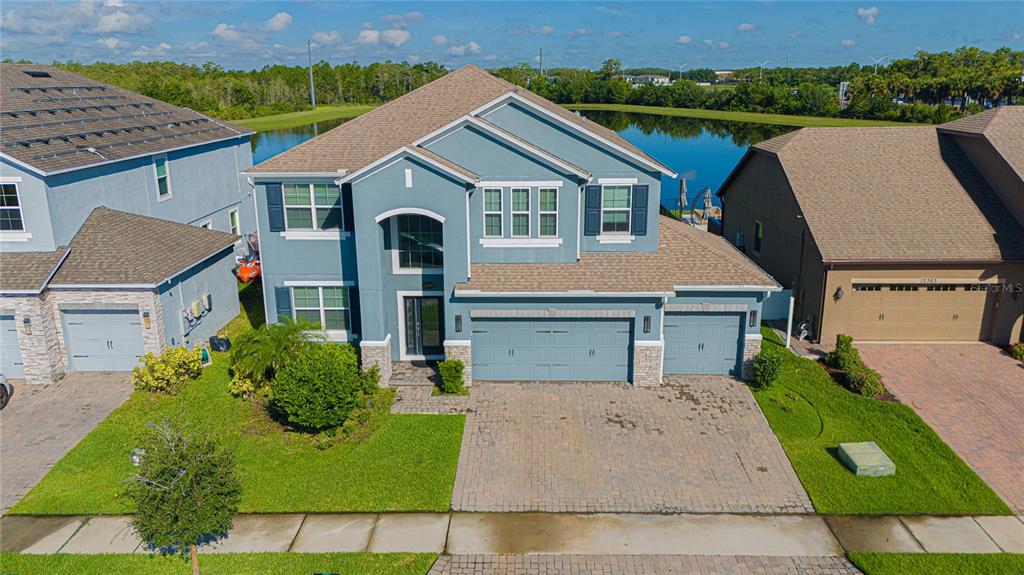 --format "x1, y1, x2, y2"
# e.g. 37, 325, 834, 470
0, 183, 25, 232
539, 188, 558, 237
601, 185, 631, 234
483, 188, 502, 237
511, 188, 530, 237
284, 183, 342, 231
291, 286, 350, 335
154, 156, 171, 200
